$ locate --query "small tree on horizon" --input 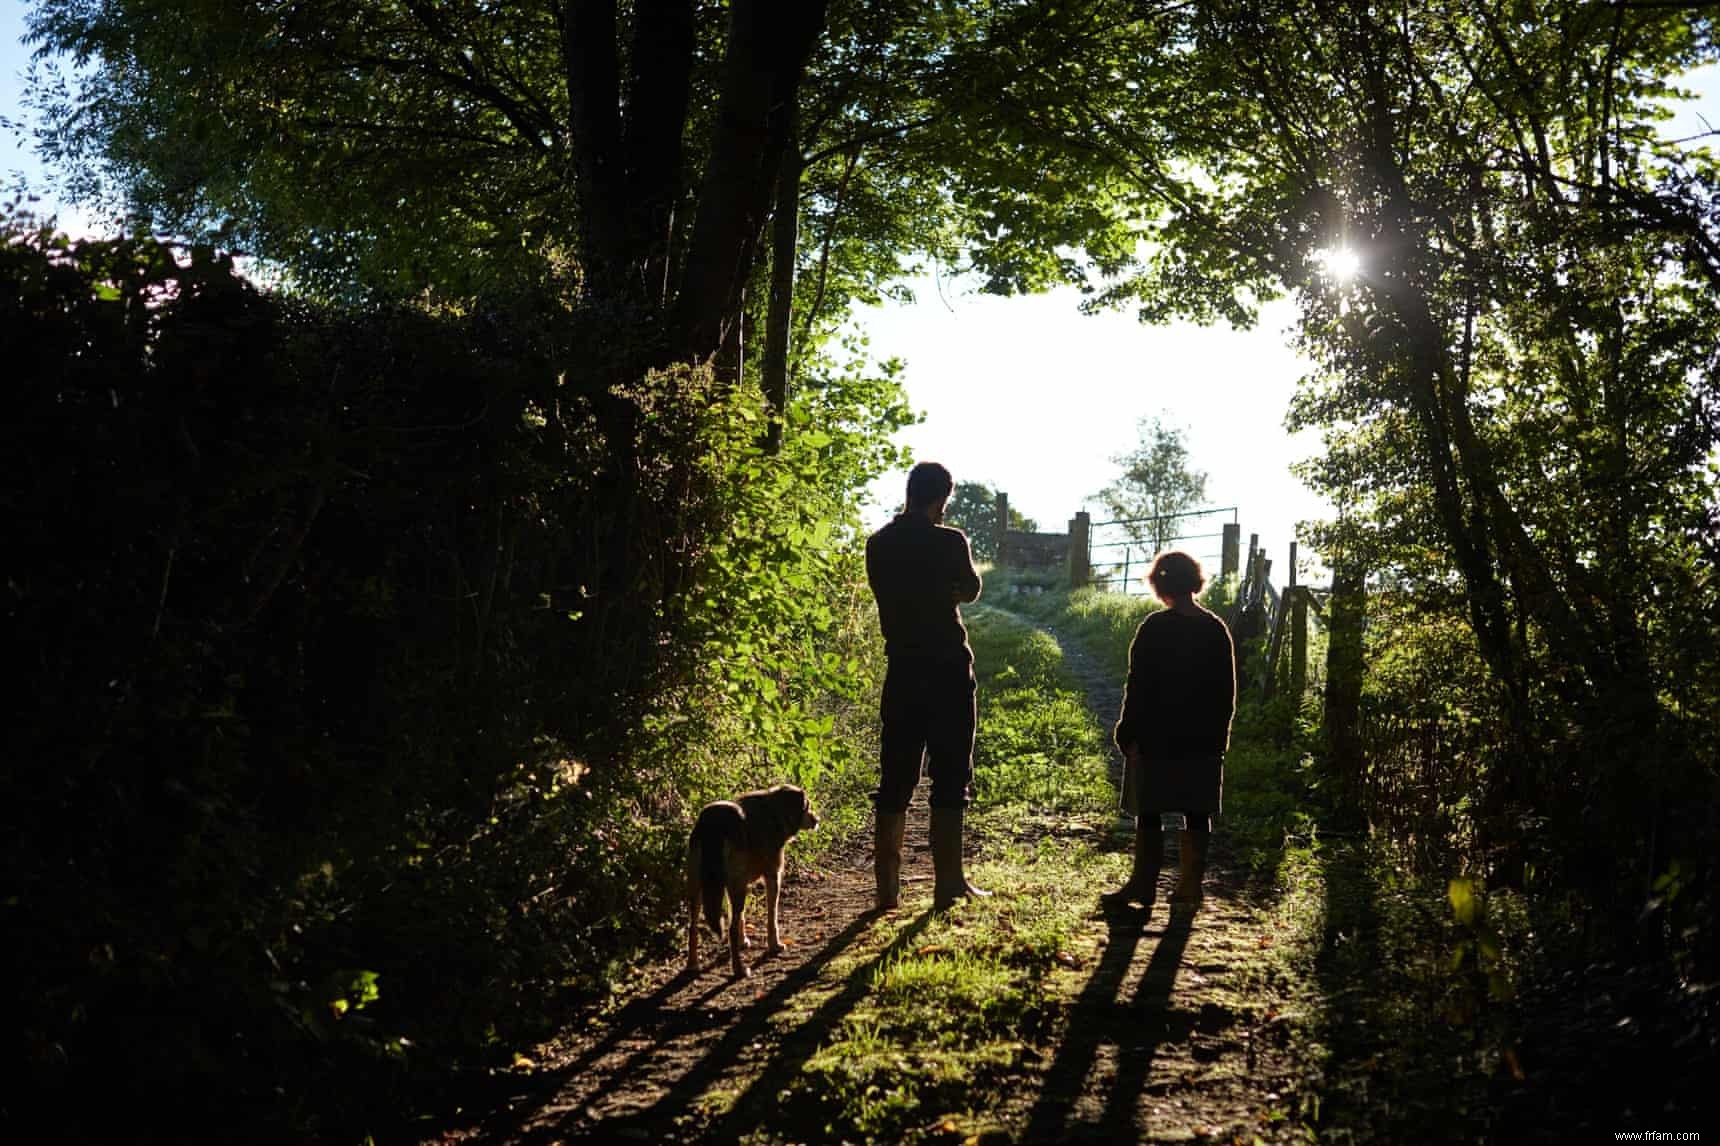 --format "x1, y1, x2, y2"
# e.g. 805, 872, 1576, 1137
1095, 415, 1209, 555
944, 481, 1038, 562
